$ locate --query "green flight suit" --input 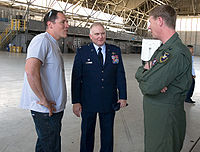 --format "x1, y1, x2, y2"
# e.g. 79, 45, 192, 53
135, 33, 192, 152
